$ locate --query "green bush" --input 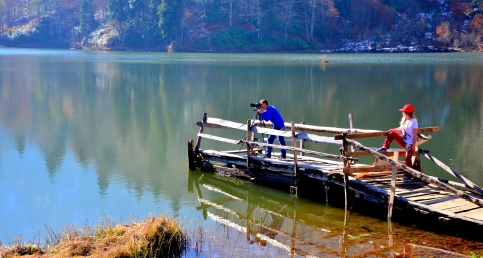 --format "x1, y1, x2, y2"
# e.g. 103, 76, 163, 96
212, 27, 251, 51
